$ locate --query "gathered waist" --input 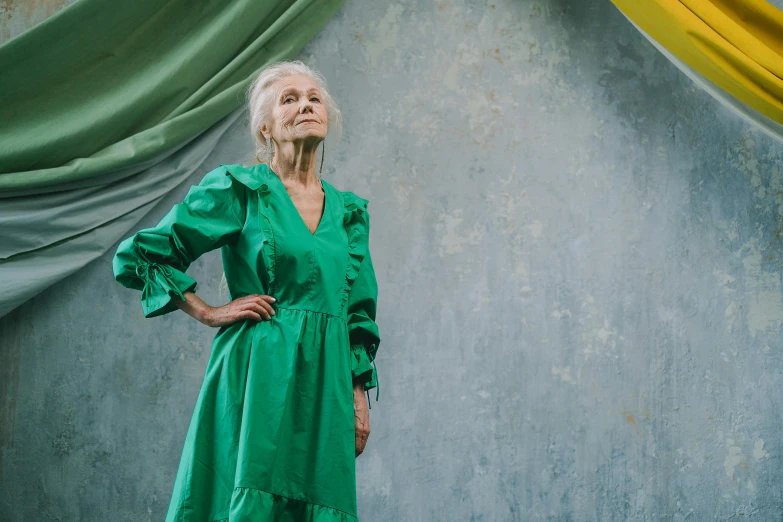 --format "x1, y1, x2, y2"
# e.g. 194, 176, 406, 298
271, 305, 348, 324
230, 291, 347, 323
